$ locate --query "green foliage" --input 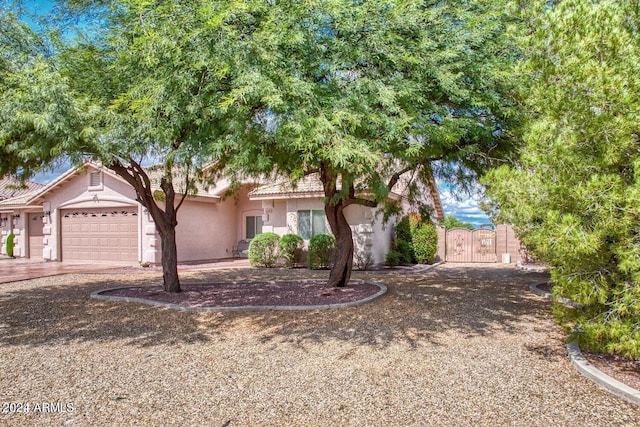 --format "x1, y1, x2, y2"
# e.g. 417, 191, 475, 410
390, 215, 438, 265
411, 221, 439, 264
395, 216, 413, 243
483, 0, 640, 358
308, 234, 336, 270
395, 239, 415, 265
215, 0, 521, 284
439, 216, 475, 231
248, 233, 280, 268
0, 10, 93, 179
385, 249, 402, 267
6, 233, 14, 258
278, 234, 304, 268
